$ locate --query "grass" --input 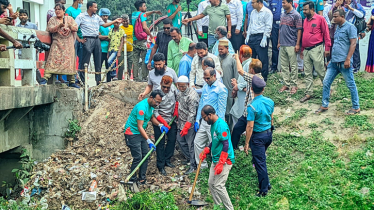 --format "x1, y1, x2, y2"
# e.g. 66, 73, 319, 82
280, 108, 309, 126
344, 115, 374, 131
191, 133, 374, 210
